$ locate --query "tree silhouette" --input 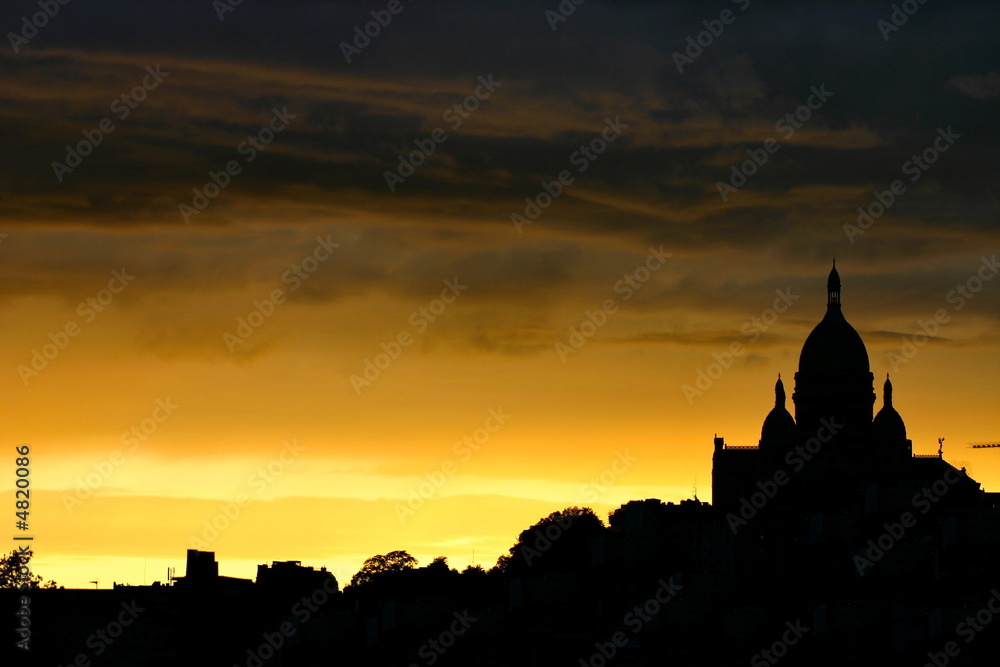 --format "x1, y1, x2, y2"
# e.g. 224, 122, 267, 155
490, 554, 512, 575
0, 549, 58, 589
426, 556, 451, 573
504, 506, 605, 576
349, 549, 417, 588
